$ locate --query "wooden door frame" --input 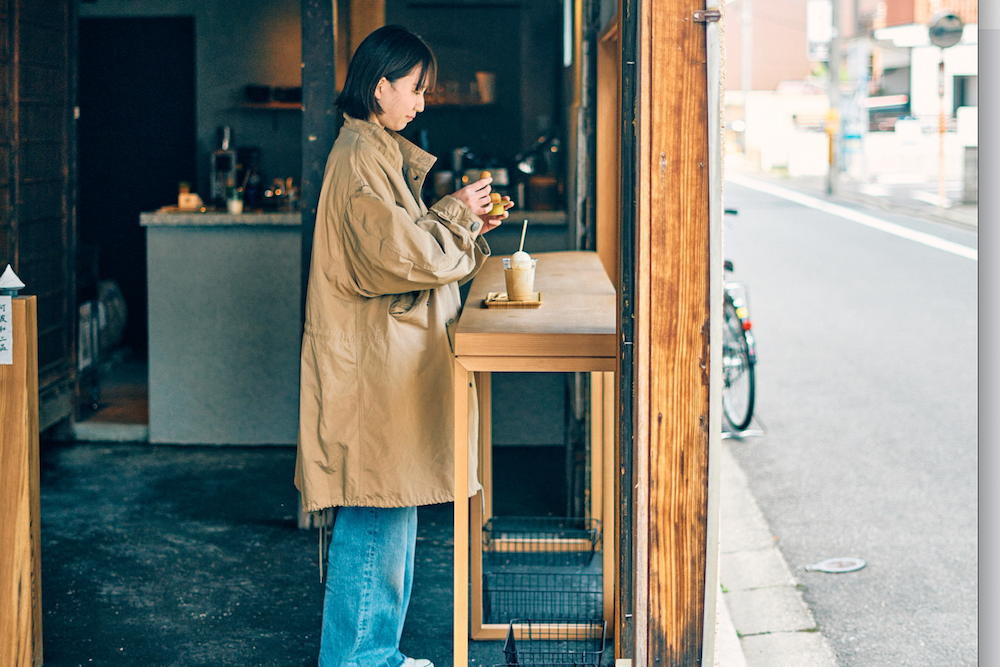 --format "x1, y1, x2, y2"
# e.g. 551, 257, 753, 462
615, 0, 723, 663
